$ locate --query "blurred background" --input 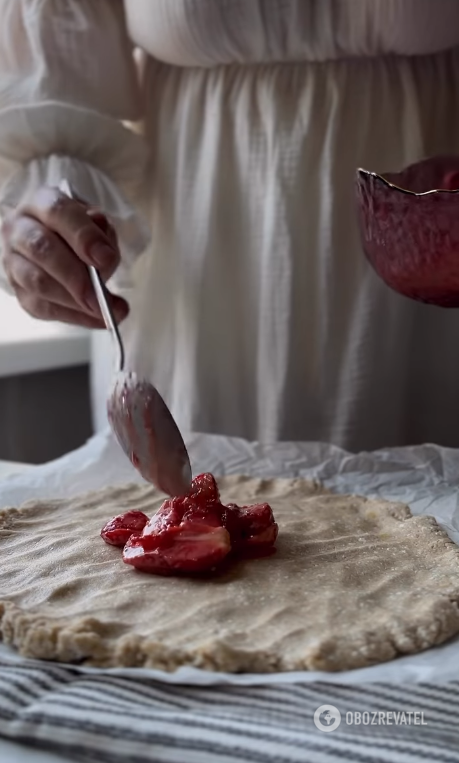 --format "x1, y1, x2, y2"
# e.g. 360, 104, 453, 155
0, 290, 93, 463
